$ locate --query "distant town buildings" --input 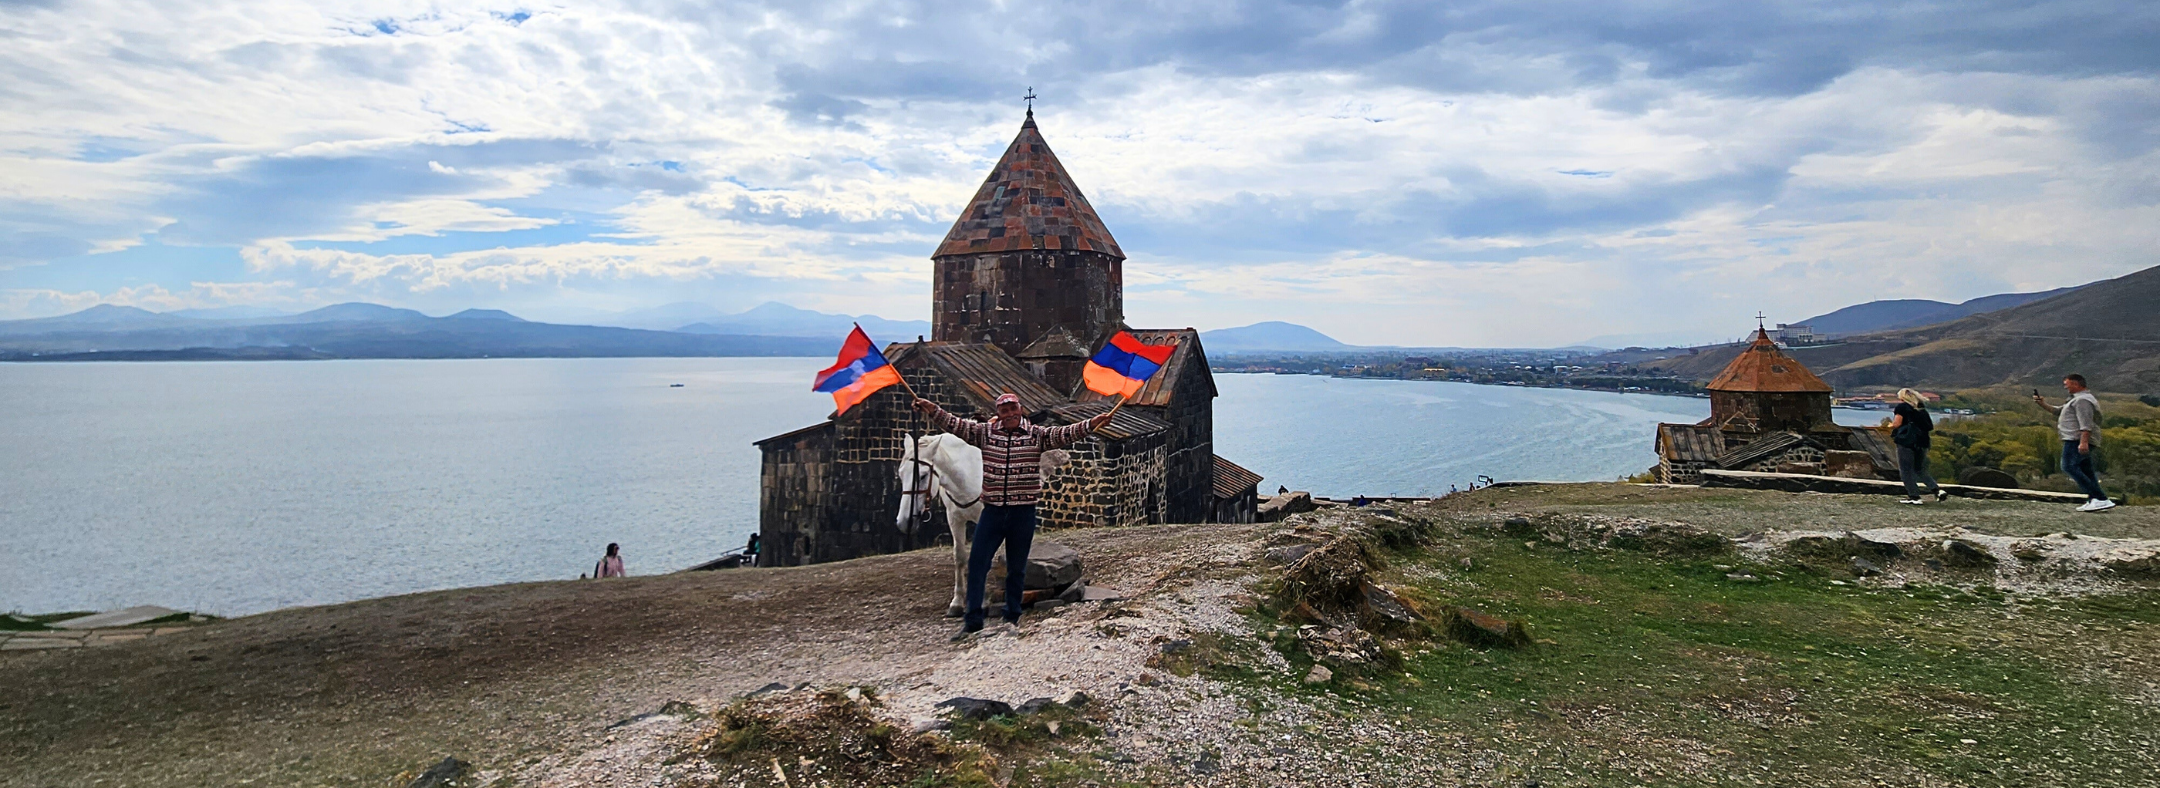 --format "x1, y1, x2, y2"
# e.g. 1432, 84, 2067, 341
1769, 323, 1822, 347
